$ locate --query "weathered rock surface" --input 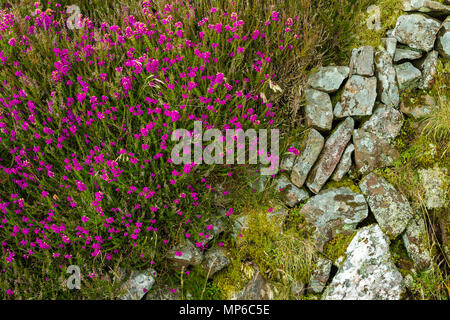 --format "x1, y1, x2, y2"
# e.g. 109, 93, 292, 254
291, 129, 324, 188
331, 143, 354, 182
334, 76, 377, 118
307, 66, 350, 93
350, 46, 374, 76
402, 0, 450, 17
403, 215, 432, 270
203, 247, 230, 277
275, 174, 310, 207
309, 257, 332, 294
375, 51, 400, 108
419, 50, 439, 89
353, 129, 400, 174
168, 241, 203, 270
323, 224, 405, 300
395, 62, 422, 90
382, 37, 398, 58
121, 269, 156, 300
305, 88, 333, 131
300, 187, 368, 250
394, 46, 423, 62
392, 14, 441, 52
359, 173, 413, 238
232, 215, 249, 238
400, 94, 437, 118
280, 147, 297, 172
419, 167, 448, 209
361, 105, 404, 142
437, 17, 450, 59
145, 284, 180, 300
291, 281, 306, 298
306, 117, 355, 194
231, 268, 273, 300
